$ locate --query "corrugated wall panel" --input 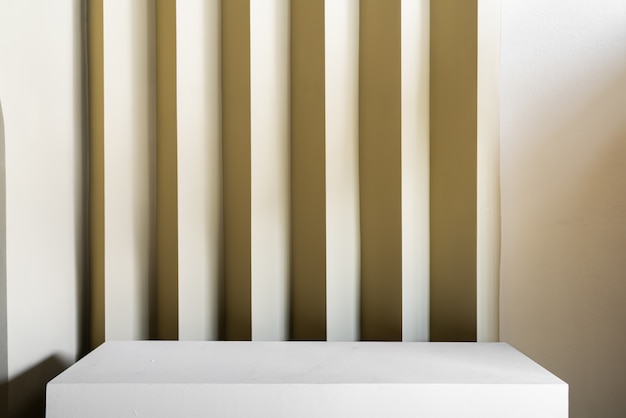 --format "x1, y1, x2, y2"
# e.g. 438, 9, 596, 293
88, 0, 105, 348
103, 0, 156, 340
401, 0, 430, 342
290, 0, 326, 341
430, 0, 478, 342
155, 0, 179, 341
250, 0, 291, 341
85, 1, 499, 345
358, 0, 403, 342
177, 0, 223, 341
221, 0, 252, 341
477, 0, 501, 343
325, 0, 361, 342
